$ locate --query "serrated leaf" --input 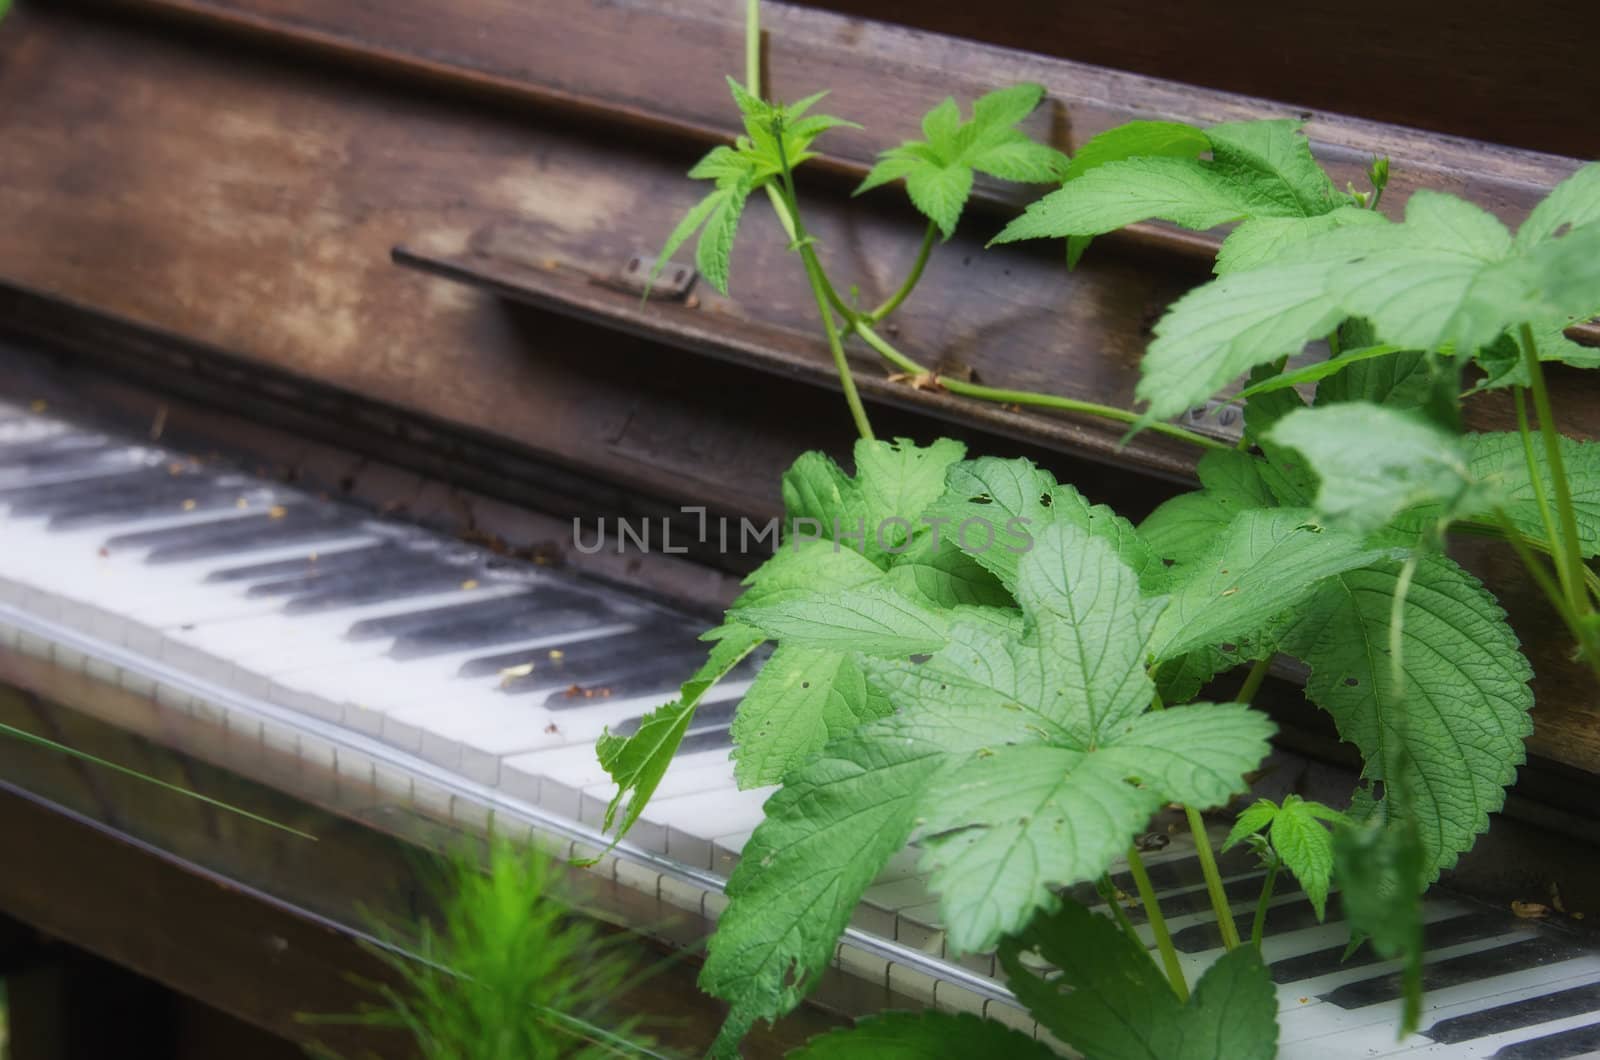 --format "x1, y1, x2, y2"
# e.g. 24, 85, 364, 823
1062, 119, 1210, 182
854, 150, 922, 196
1139, 188, 1600, 421
921, 96, 962, 150
905, 162, 974, 240
1223, 797, 1280, 851
730, 644, 892, 788
1205, 118, 1339, 217
968, 133, 1069, 183
1334, 819, 1426, 1033
1001, 900, 1279, 1060
695, 177, 750, 294
994, 156, 1247, 244
789, 1010, 1057, 1060
733, 538, 885, 611
1230, 342, 1406, 400
1268, 404, 1490, 534
1215, 207, 1387, 274
1514, 161, 1600, 250
1140, 449, 1276, 567
1279, 553, 1533, 877
595, 624, 764, 840
926, 456, 1162, 593
884, 533, 1014, 608
1149, 508, 1399, 663
699, 723, 954, 1054
1268, 795, 1338, 918
652, 187, 726, 285
732, 582, 951, 655
970, 82, 1046, 132
1472, 319, 1600, 390
852, 436, 968, 558
921, 703, 1270, 953
1459, 431, 1600, 556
